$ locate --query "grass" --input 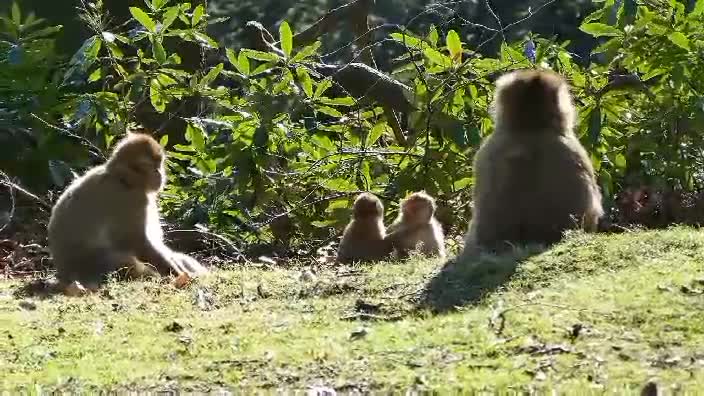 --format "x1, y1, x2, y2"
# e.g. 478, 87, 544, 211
2, 227, 704, 392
